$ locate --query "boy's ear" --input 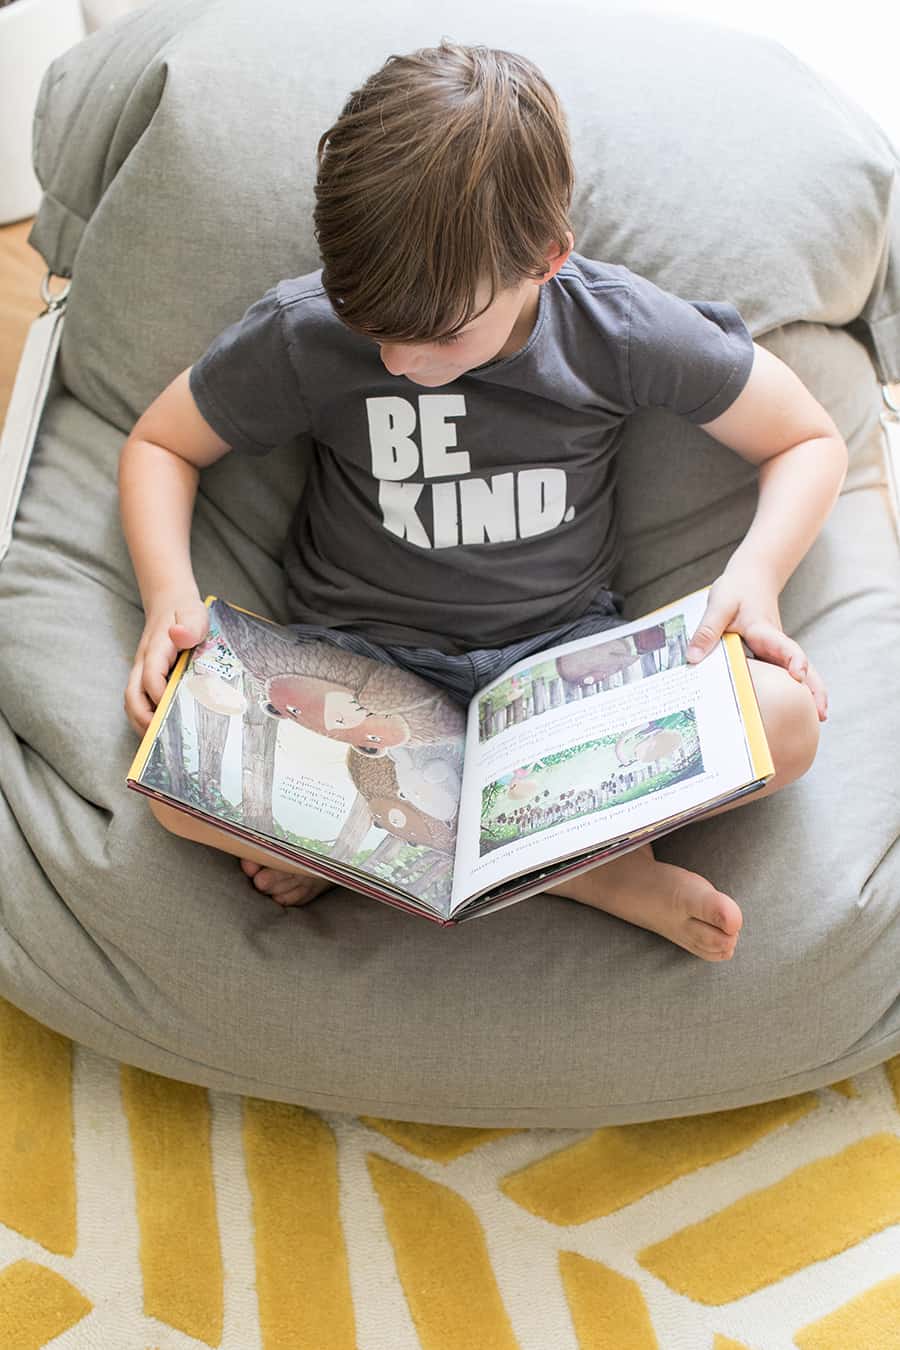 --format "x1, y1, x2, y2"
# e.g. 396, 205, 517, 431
540, 230, 575, 283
